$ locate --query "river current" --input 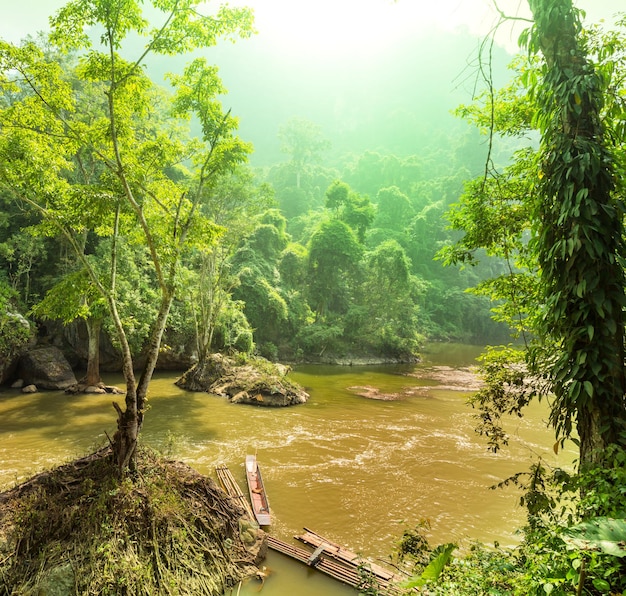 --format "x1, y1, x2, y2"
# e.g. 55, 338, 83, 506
0, 343, 570, 595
